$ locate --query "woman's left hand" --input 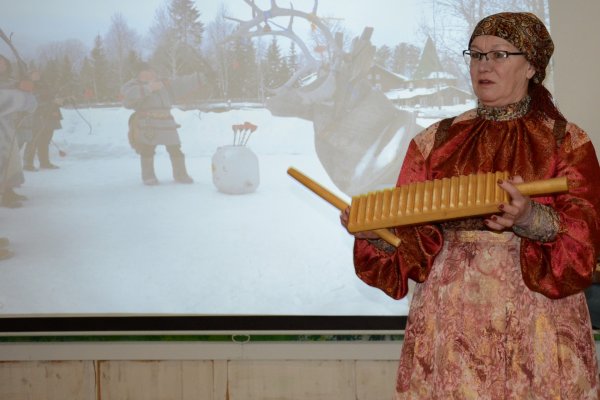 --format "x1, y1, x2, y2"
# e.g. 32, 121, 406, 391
484, 175, 533, 231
